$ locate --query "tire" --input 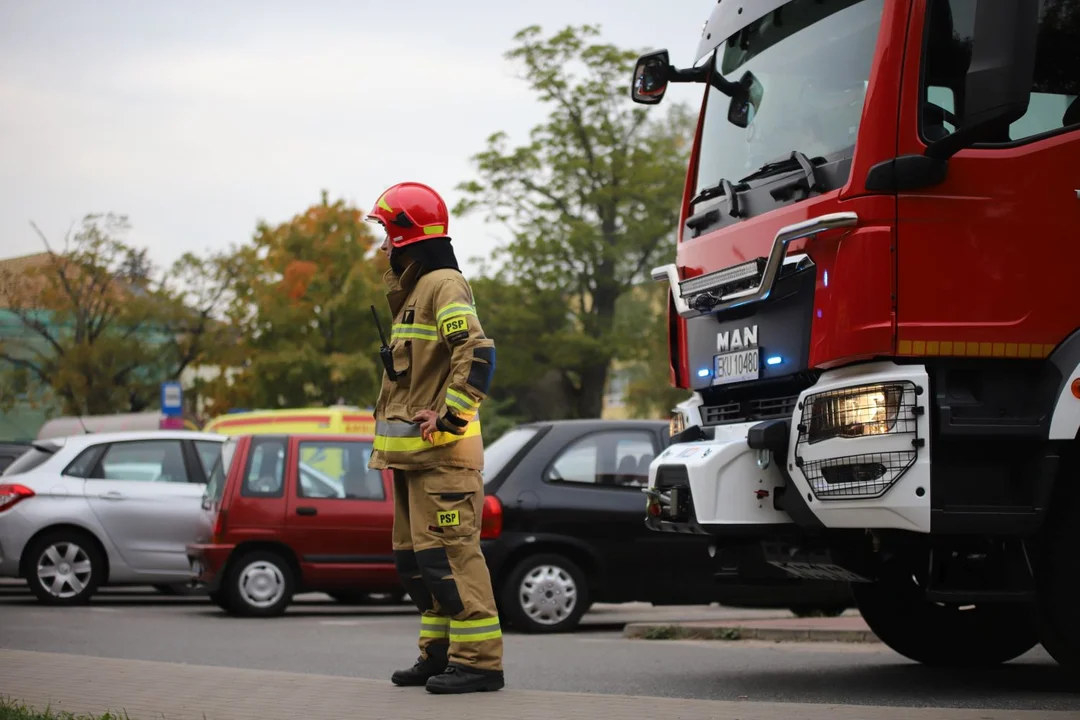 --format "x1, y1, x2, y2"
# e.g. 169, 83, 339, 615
224, 550, 294, 618
499, 553, 590, 634
24, 530, 104, 606
1034, 454, 1080, 671
208, 590, 232, 612
853, 556, 1039, 667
